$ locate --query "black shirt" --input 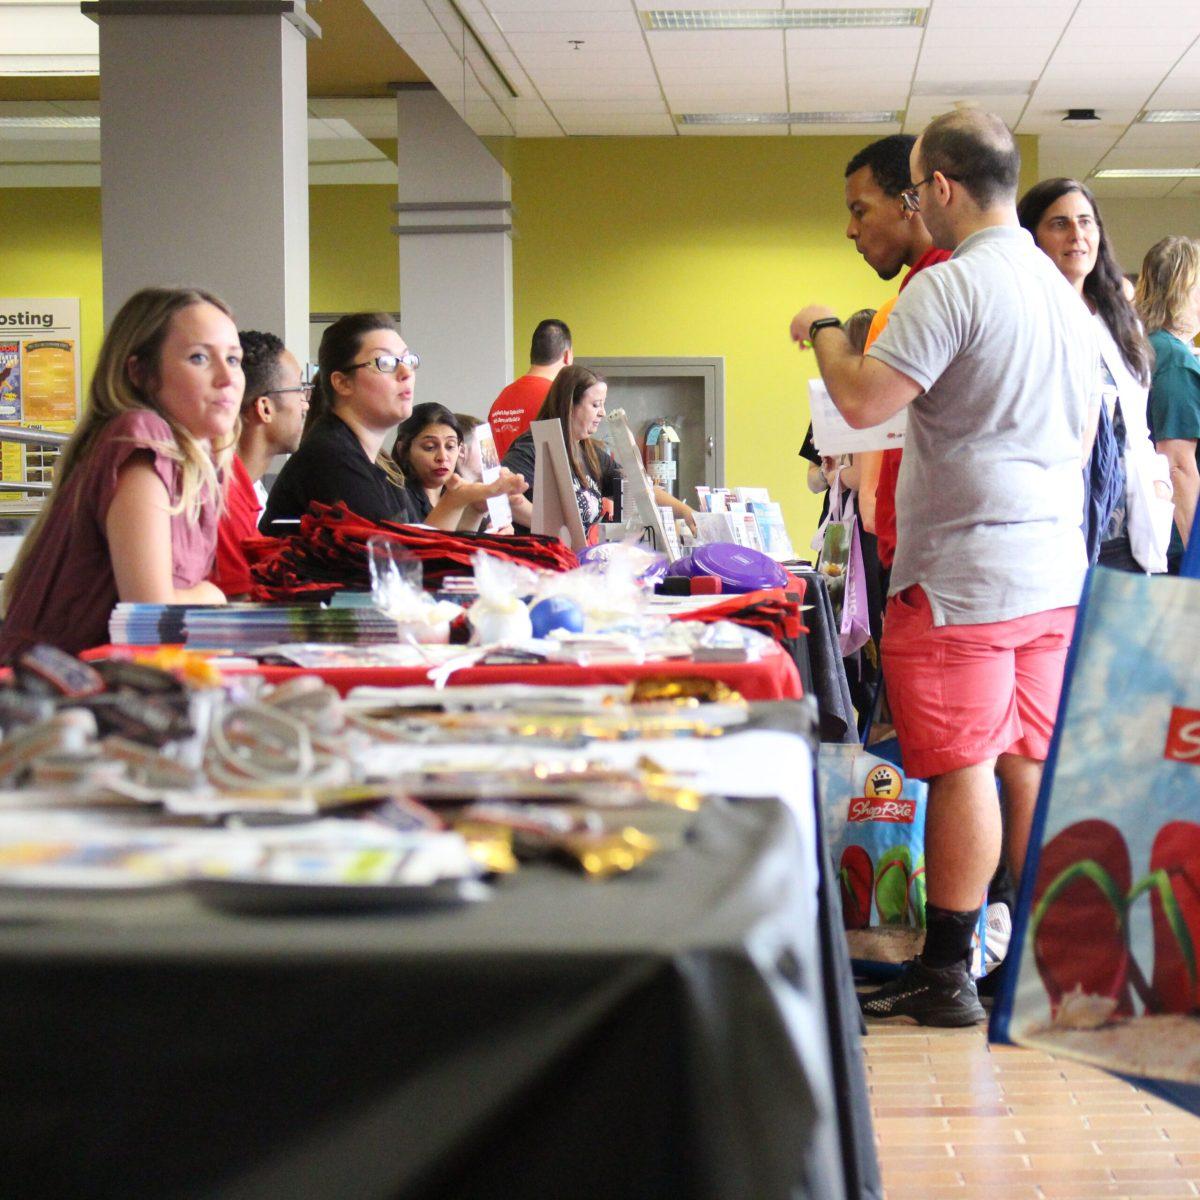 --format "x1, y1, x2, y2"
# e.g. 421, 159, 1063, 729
260, 411, 421, 533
